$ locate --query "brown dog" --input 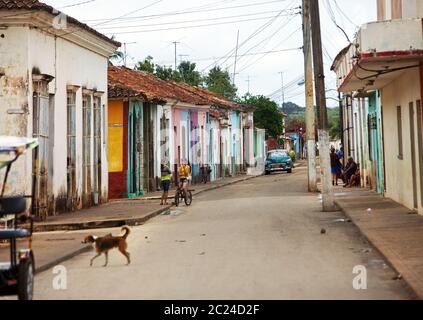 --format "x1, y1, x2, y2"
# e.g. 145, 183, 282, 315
82, 226, 131, 267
